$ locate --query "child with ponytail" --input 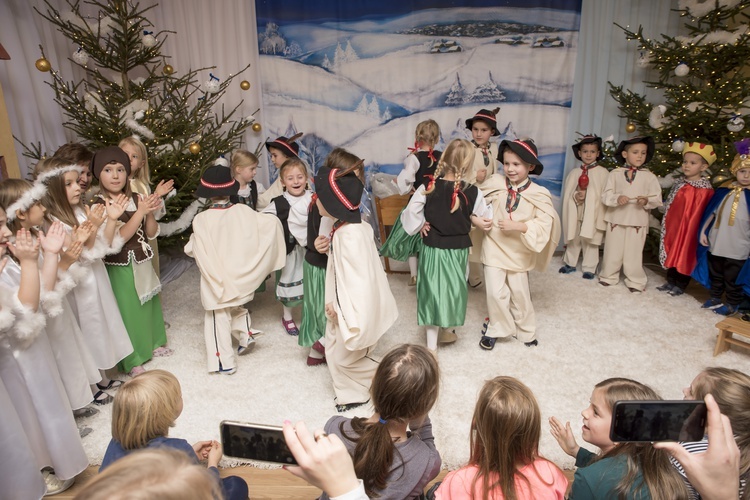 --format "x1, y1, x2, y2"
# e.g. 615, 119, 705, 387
401, 138, 493, 351
322, 344, 441, 499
